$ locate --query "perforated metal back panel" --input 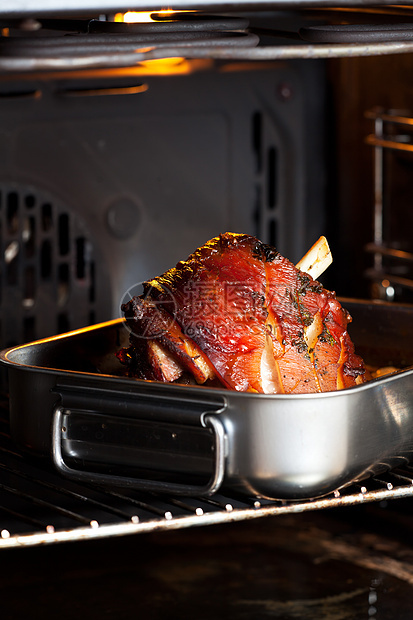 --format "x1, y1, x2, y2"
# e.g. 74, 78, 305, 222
0, 182, 109, 347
